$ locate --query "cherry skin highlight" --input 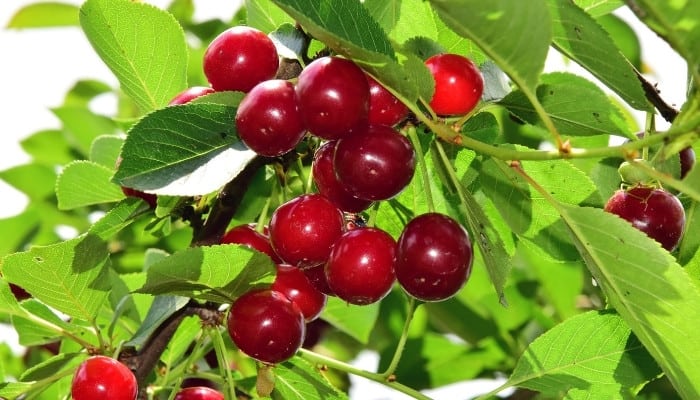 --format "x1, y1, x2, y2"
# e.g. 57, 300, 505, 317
395, 213, 474, 302
71, 355, 138, 400
312, 141, 373, 213
325, 227, 397, 305
272, 264, 327, 321
227, 289, 305, 364
425, 53, 483, 116
173, 386, 224, 400
236, 79, 306, 157
203, 26, 279, 92
295, 56, 370, 140
604, 186, 685, 251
